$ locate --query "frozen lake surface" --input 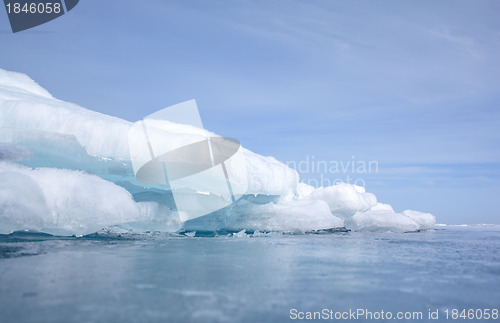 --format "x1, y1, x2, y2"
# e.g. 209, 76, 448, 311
1, 225, 499, 322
